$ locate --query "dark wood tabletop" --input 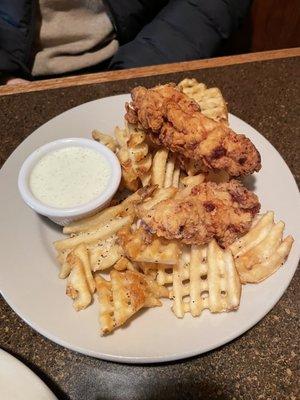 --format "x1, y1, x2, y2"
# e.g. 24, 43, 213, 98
0, 49, 299, 400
